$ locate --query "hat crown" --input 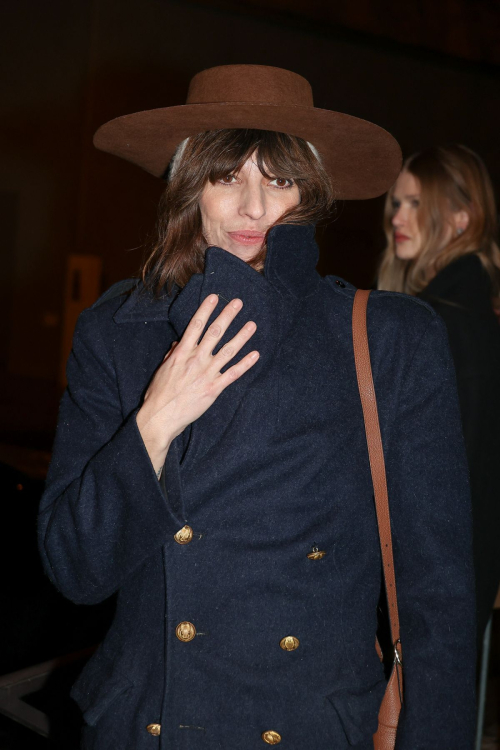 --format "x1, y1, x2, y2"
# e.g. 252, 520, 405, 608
186, 64, 314, 107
